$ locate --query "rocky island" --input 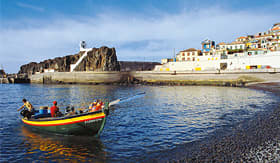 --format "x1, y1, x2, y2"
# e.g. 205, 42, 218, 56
16, 43, 160, 84
19, 46, 120, 74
